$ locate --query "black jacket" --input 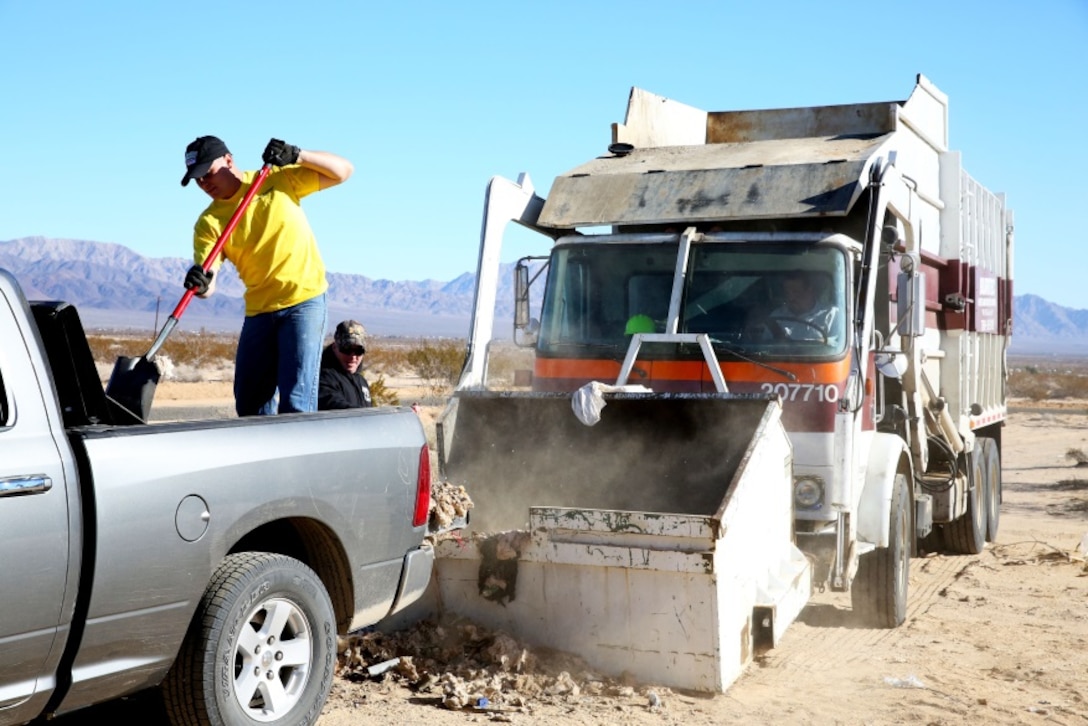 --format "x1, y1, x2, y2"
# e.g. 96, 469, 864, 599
318, 345, 373, 410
